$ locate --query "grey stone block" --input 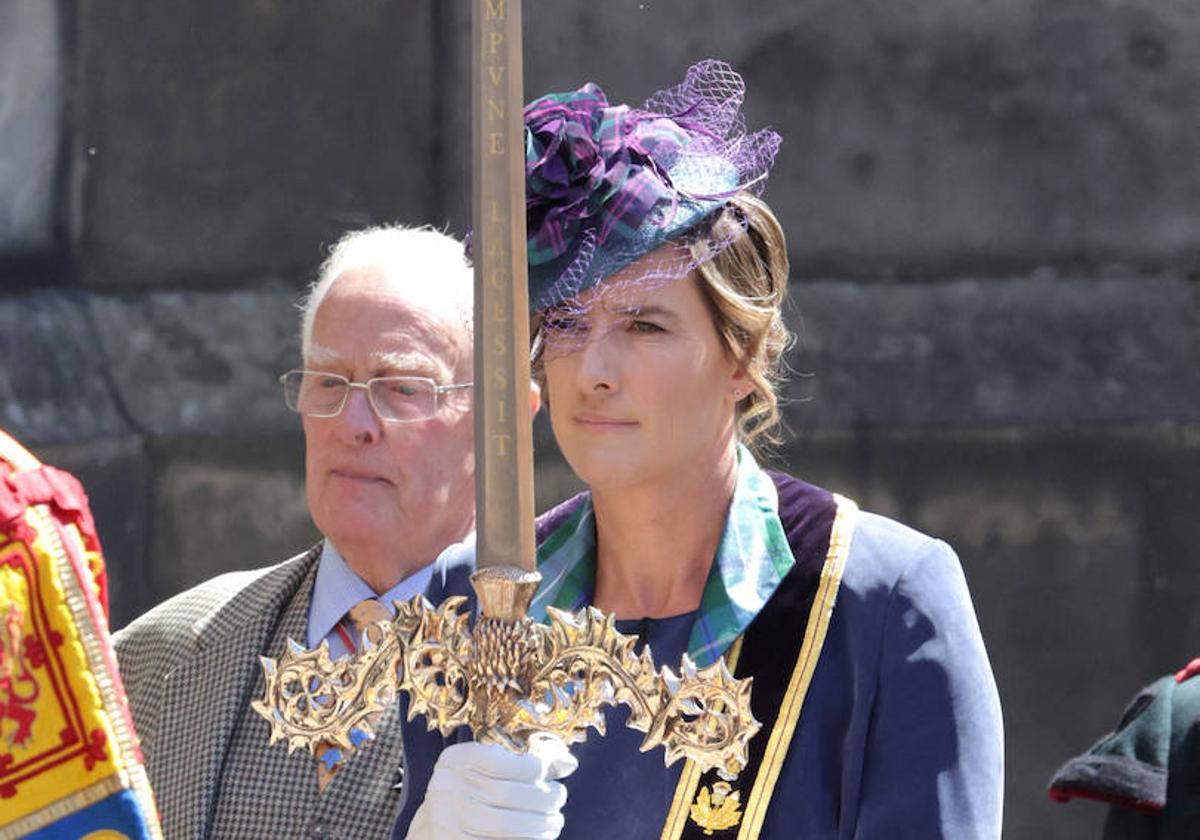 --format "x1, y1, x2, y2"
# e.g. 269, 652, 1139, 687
147, 432, 316, 606
0, 0, 61, 258
517, 1, 1200, 277
89, 288, 303, 436
75, 0, 439, 288
31, 434, 152, 631
0, 290, 130, 444
786, 273, 1200, 430
65, 0, 1200, 280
